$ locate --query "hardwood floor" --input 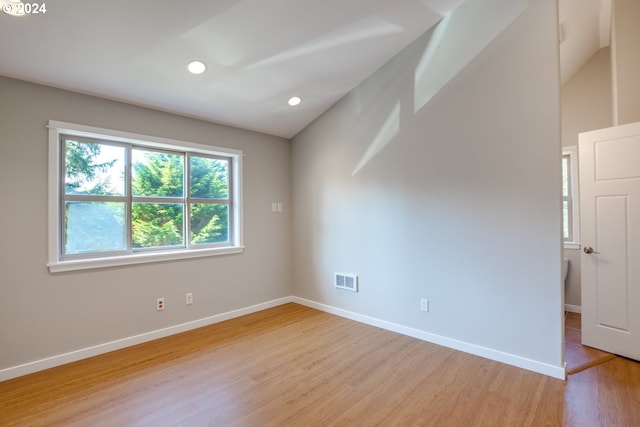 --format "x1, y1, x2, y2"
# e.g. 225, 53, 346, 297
564, 312, 617, 375
1, 303, 639, 426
